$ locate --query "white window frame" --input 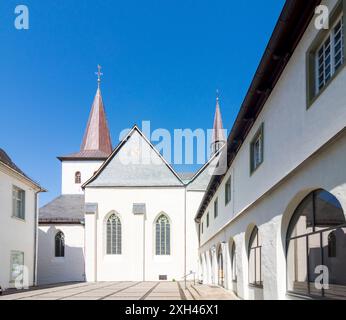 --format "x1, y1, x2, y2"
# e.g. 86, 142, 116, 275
12, 186, 25, 220
315, 14, 344, 94
155, 215, 171, 256
106, 214, 122, 255
10, 251, 24, 283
